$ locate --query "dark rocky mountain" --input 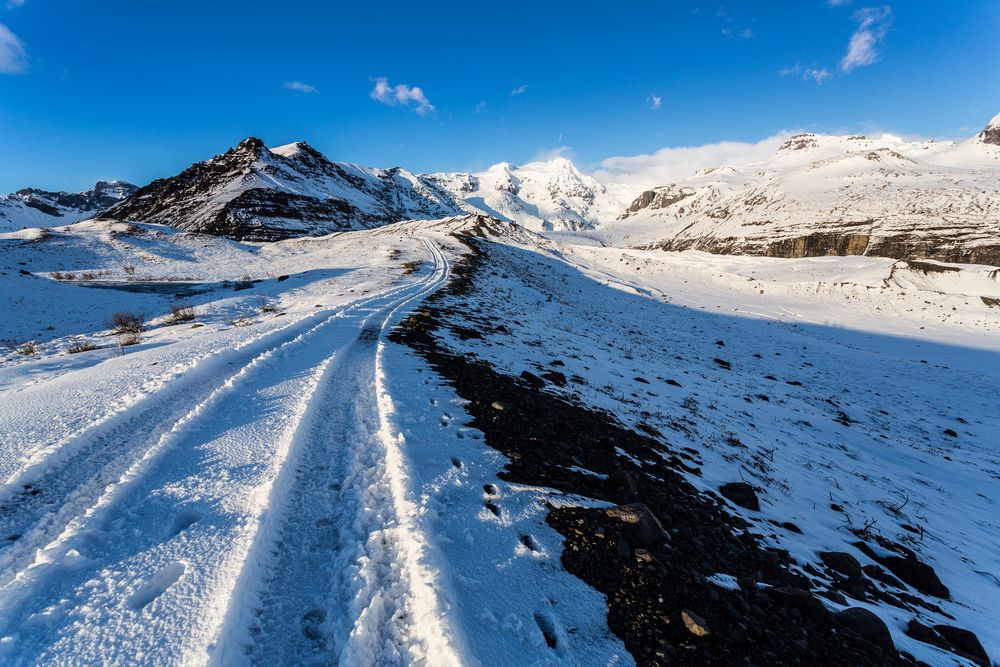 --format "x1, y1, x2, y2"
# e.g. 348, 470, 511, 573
98, 138, 464, 241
